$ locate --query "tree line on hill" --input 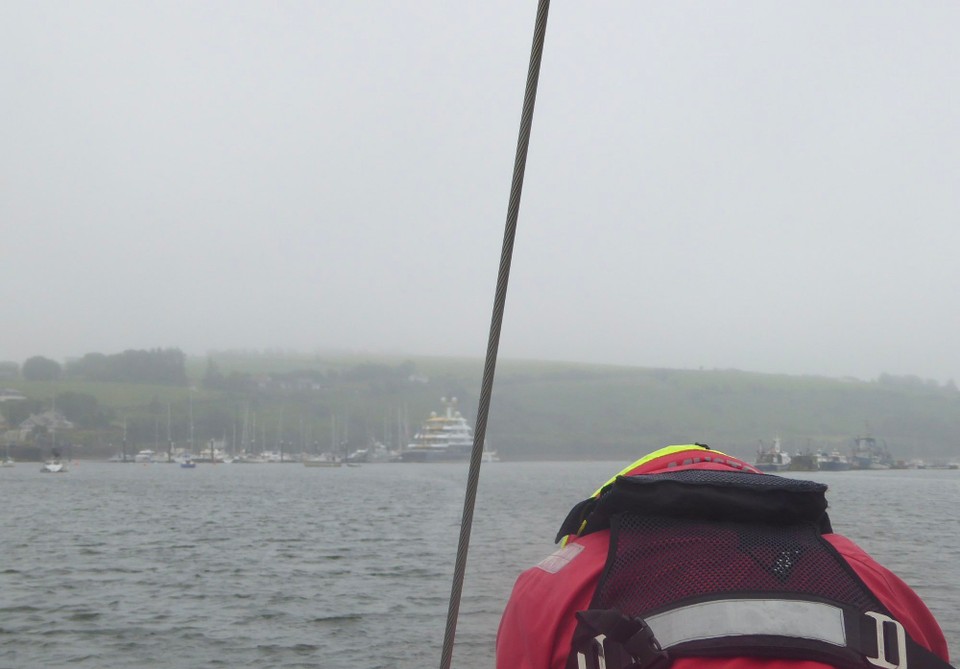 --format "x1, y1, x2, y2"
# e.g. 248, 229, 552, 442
15, 348, 188, 385
199, 358, 417, 394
